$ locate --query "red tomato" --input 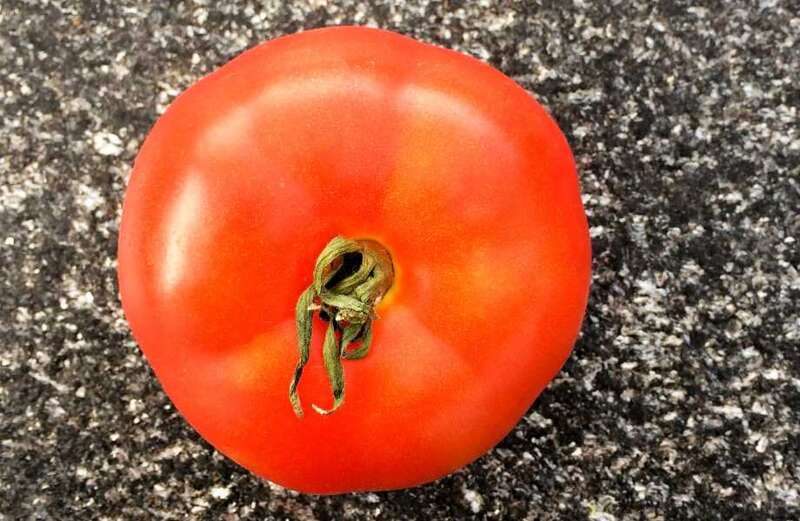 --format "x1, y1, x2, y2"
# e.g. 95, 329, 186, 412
118, 26, 591, 494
